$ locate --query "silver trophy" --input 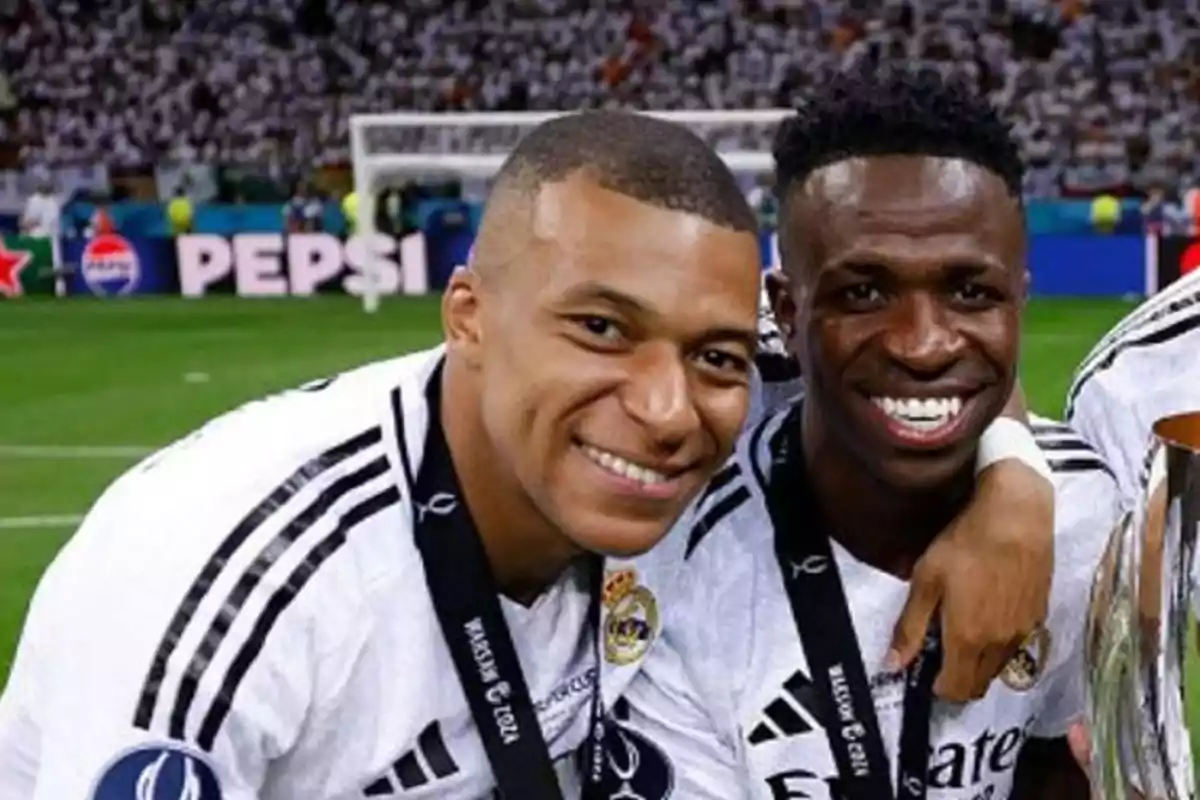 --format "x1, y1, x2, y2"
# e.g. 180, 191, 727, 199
1086, 411, 1200, 800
